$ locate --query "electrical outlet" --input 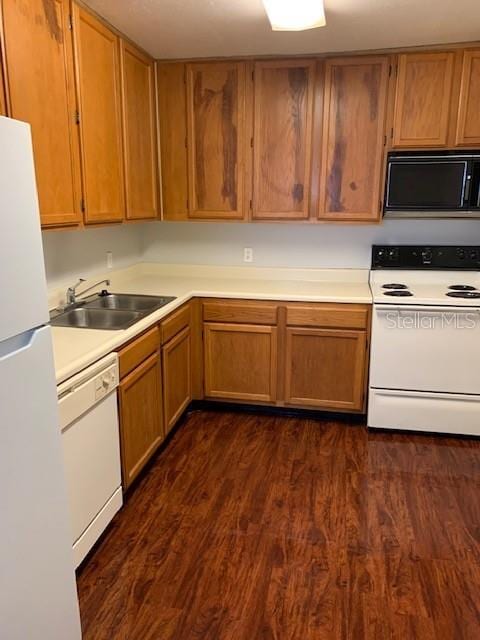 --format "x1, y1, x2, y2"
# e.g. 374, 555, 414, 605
243, 247, 253, 263
106, 251, 113, 269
